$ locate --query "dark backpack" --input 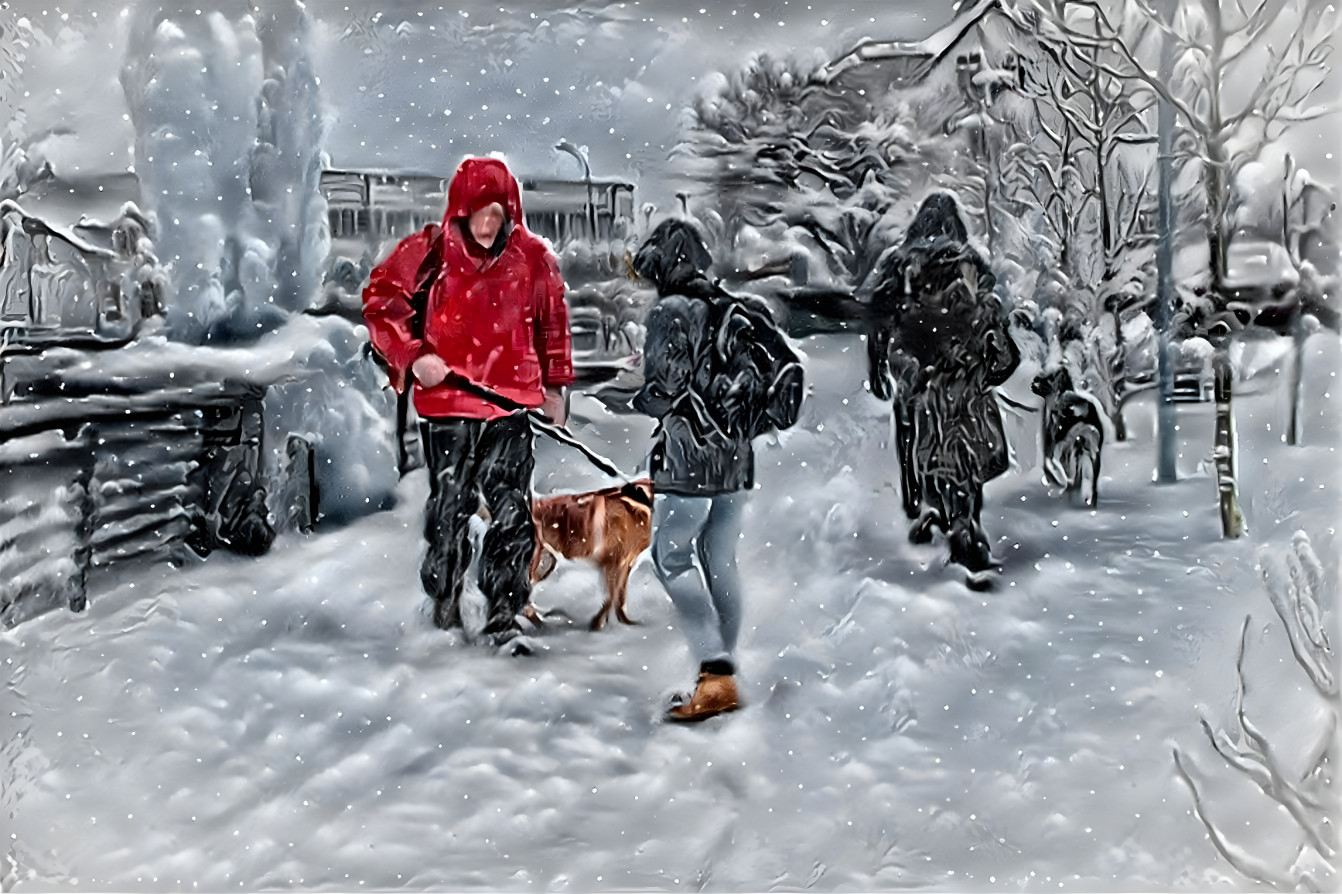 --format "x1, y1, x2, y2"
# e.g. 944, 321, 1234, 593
705, 292, 804, 438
